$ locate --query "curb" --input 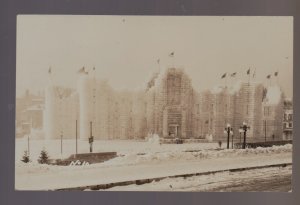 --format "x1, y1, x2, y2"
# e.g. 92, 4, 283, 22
54, 162, 292, 191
